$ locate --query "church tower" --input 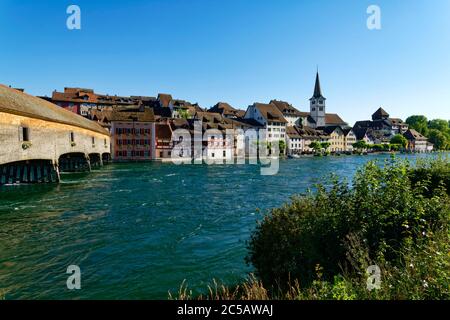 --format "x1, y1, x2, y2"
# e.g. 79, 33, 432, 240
310, 71, 326, 128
